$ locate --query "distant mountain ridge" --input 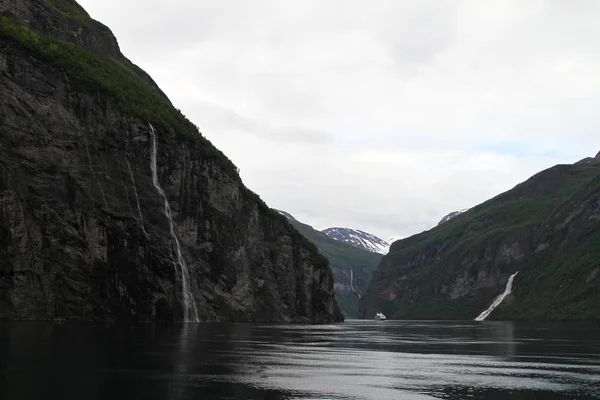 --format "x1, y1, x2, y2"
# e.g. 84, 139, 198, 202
276, 211, 381, 318
360, 153, 600, 321
322, 228, 390, 254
